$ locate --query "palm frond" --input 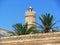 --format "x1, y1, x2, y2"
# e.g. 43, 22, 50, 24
51, 20, 60, 27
